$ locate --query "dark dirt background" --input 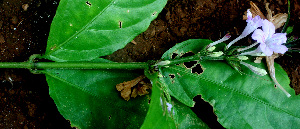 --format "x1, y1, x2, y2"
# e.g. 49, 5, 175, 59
0, 0, 299, 128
